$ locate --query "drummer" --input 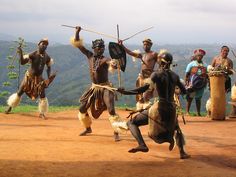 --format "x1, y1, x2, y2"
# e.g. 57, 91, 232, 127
211, 46, 234, 93
185, 49, 208, 116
